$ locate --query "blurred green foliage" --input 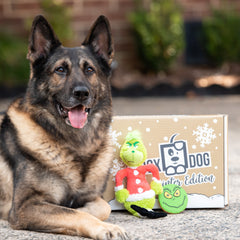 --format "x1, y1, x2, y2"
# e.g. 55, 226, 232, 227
0, 0, 73, 87
203, 4, 240, 65
0, 32, 29, 87
129, 0, 184, 73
